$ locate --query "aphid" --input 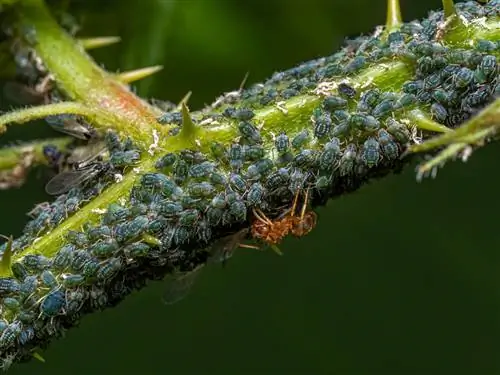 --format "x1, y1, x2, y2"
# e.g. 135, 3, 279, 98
234, 108, 255, 121
119, 215, 150, 242
228, 143, 244, 171
40, 290, 65, 317
386, 119, 411, 143
395, 93, 417, 109
349, 113, 380, 131
344, 56, 366, 74
265, 168, 290, 191
322, 95, 348, 111
229, 173, 247, 192
243, 145, 265, 161
19, 276, 38, 296
475, 55, 497, 82
315, 175, 330, 190
103, 203, 130, 225
46, 114, 93, 140
173, 159, 189, 184
430, 102, 448, 122
357, 89, 380, 112
337, 82, 357, 98
246, 182, 265, 206
141, 173, 181, 197
87, 225, 112, 242
157, 111, 182, 125
361, 137, 381, 168
281, 88, 299, 99
476, 39, 497, 52
453, 67, 475, 88
291, 130, 310, 149
423, 73, 442, 89
188, 161, 215, 178
61, 274, 85, 288
3, 297, 20, 311
293, 149, 317, 168
11, 262, 28, 281
82, 259, 100, 278
155, 153, 177, 169
402, 80, 423, 94
173, 226, 191, 245
313, 111, 332, 139
0, 278, 21, 295
206, 207, 223, 225
319, 138, 341, 170
90, 239, 119, 258
187, 182, 215, 197
417, 56, 435, 74
178, 209, 200, 226
22, 254, 51, 271
161, 264, 204, 305
339, 143, 357, 176
377, 129, 400, 160
43, 144, 63, 169
45, 162, 106, 195
18, 326, 35, 345
110, 150, 141, 168
372, 99, 395, 117
229, 200, 247, 222
238, 121, 262, 144
96, 257, 122, 281
332, 110, 350, 122
71, 250, 93, 271
210, 142, 227, 159
40, 270, 58, 289
462, 86, 491, 112
66, 230, 88, 247
0, 321, 22, 348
